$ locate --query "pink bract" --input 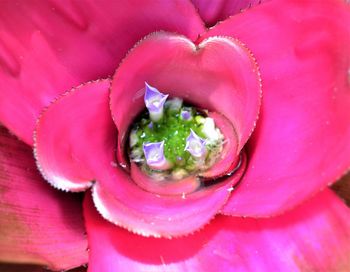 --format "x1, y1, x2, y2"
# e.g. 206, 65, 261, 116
192, 0, 270, 26
84, 189, 350, 271
1, 0, 350, 270
203, 0, 350, 216
34, 79, 116, 192
33, 30, 260, 237
110, 33, 261, 159
0, 0, 204, 146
